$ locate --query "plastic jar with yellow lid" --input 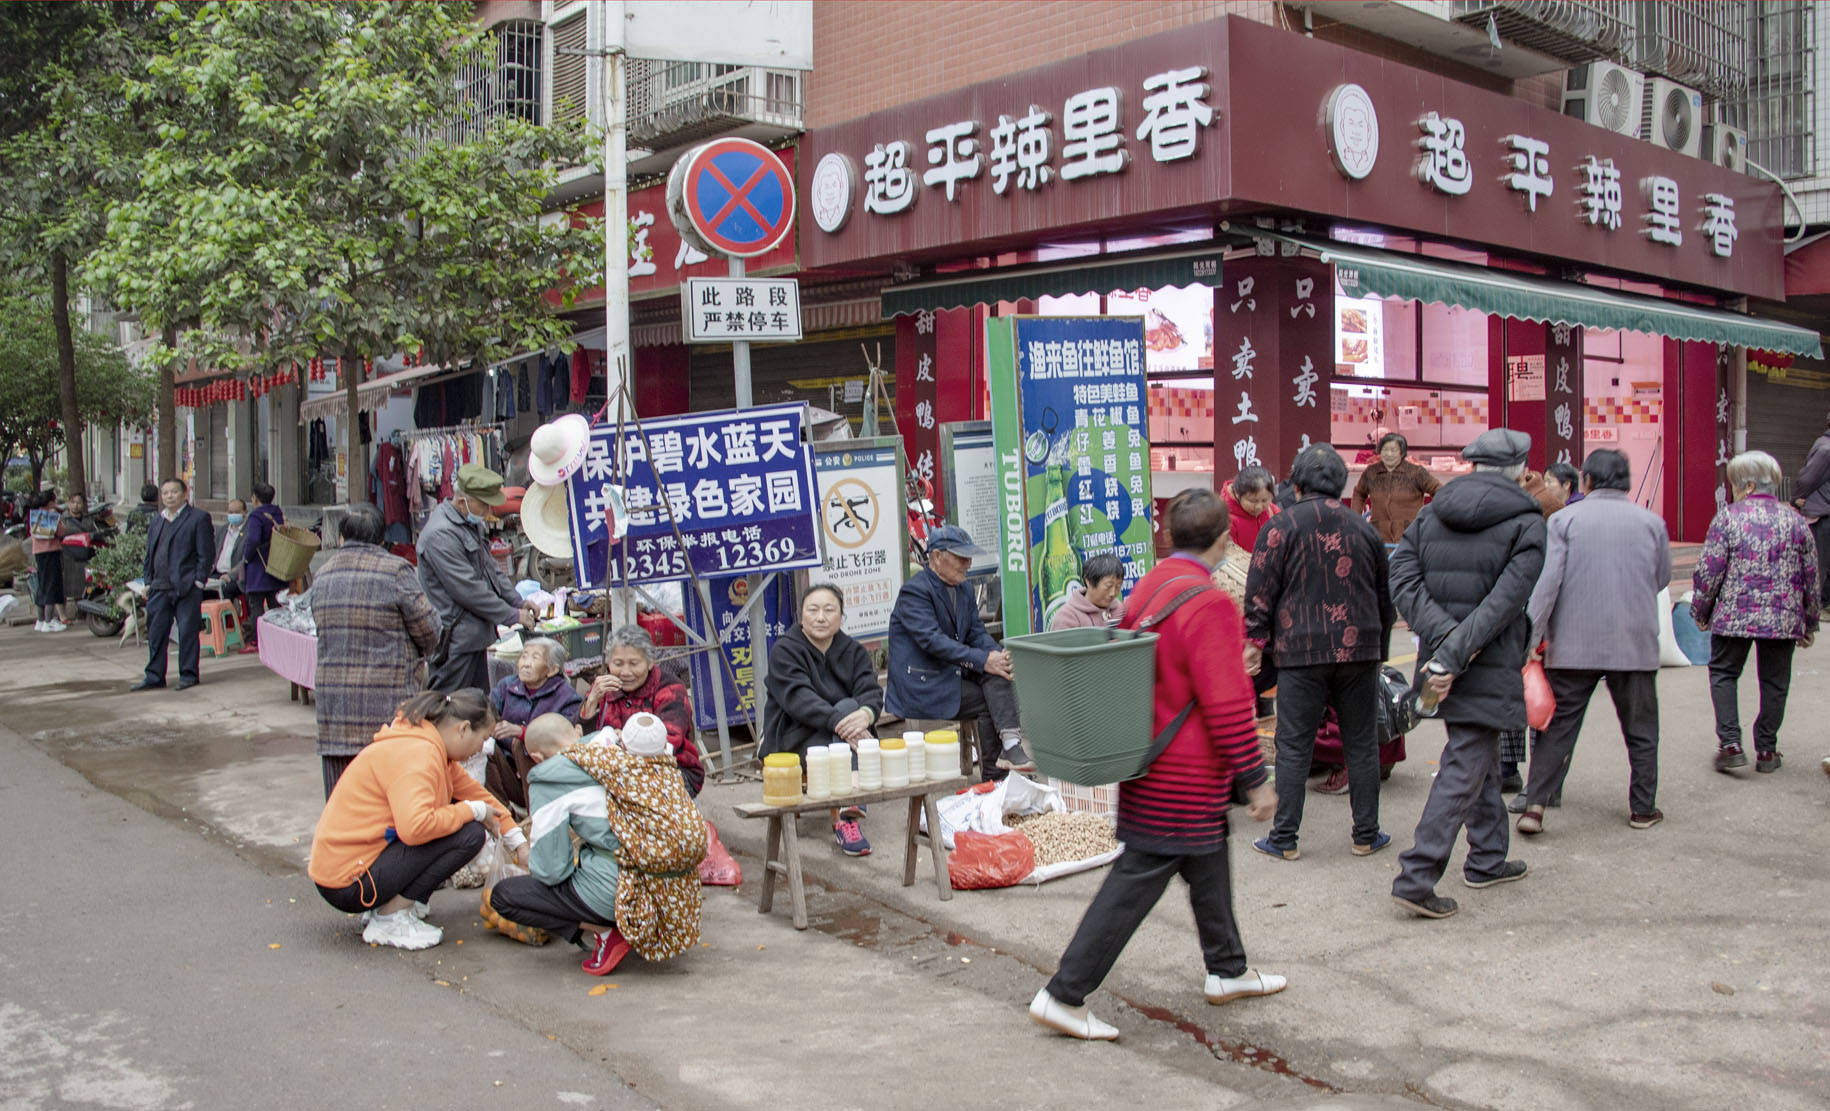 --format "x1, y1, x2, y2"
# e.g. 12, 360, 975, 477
762, 752, 803, 807
925, 729, 960, 781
